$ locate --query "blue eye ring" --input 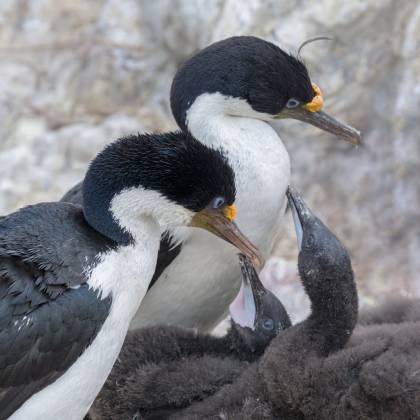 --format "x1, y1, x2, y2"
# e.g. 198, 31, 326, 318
262, 319, 274, 330
286, 98, 300, 109
212, 197, 225, 209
